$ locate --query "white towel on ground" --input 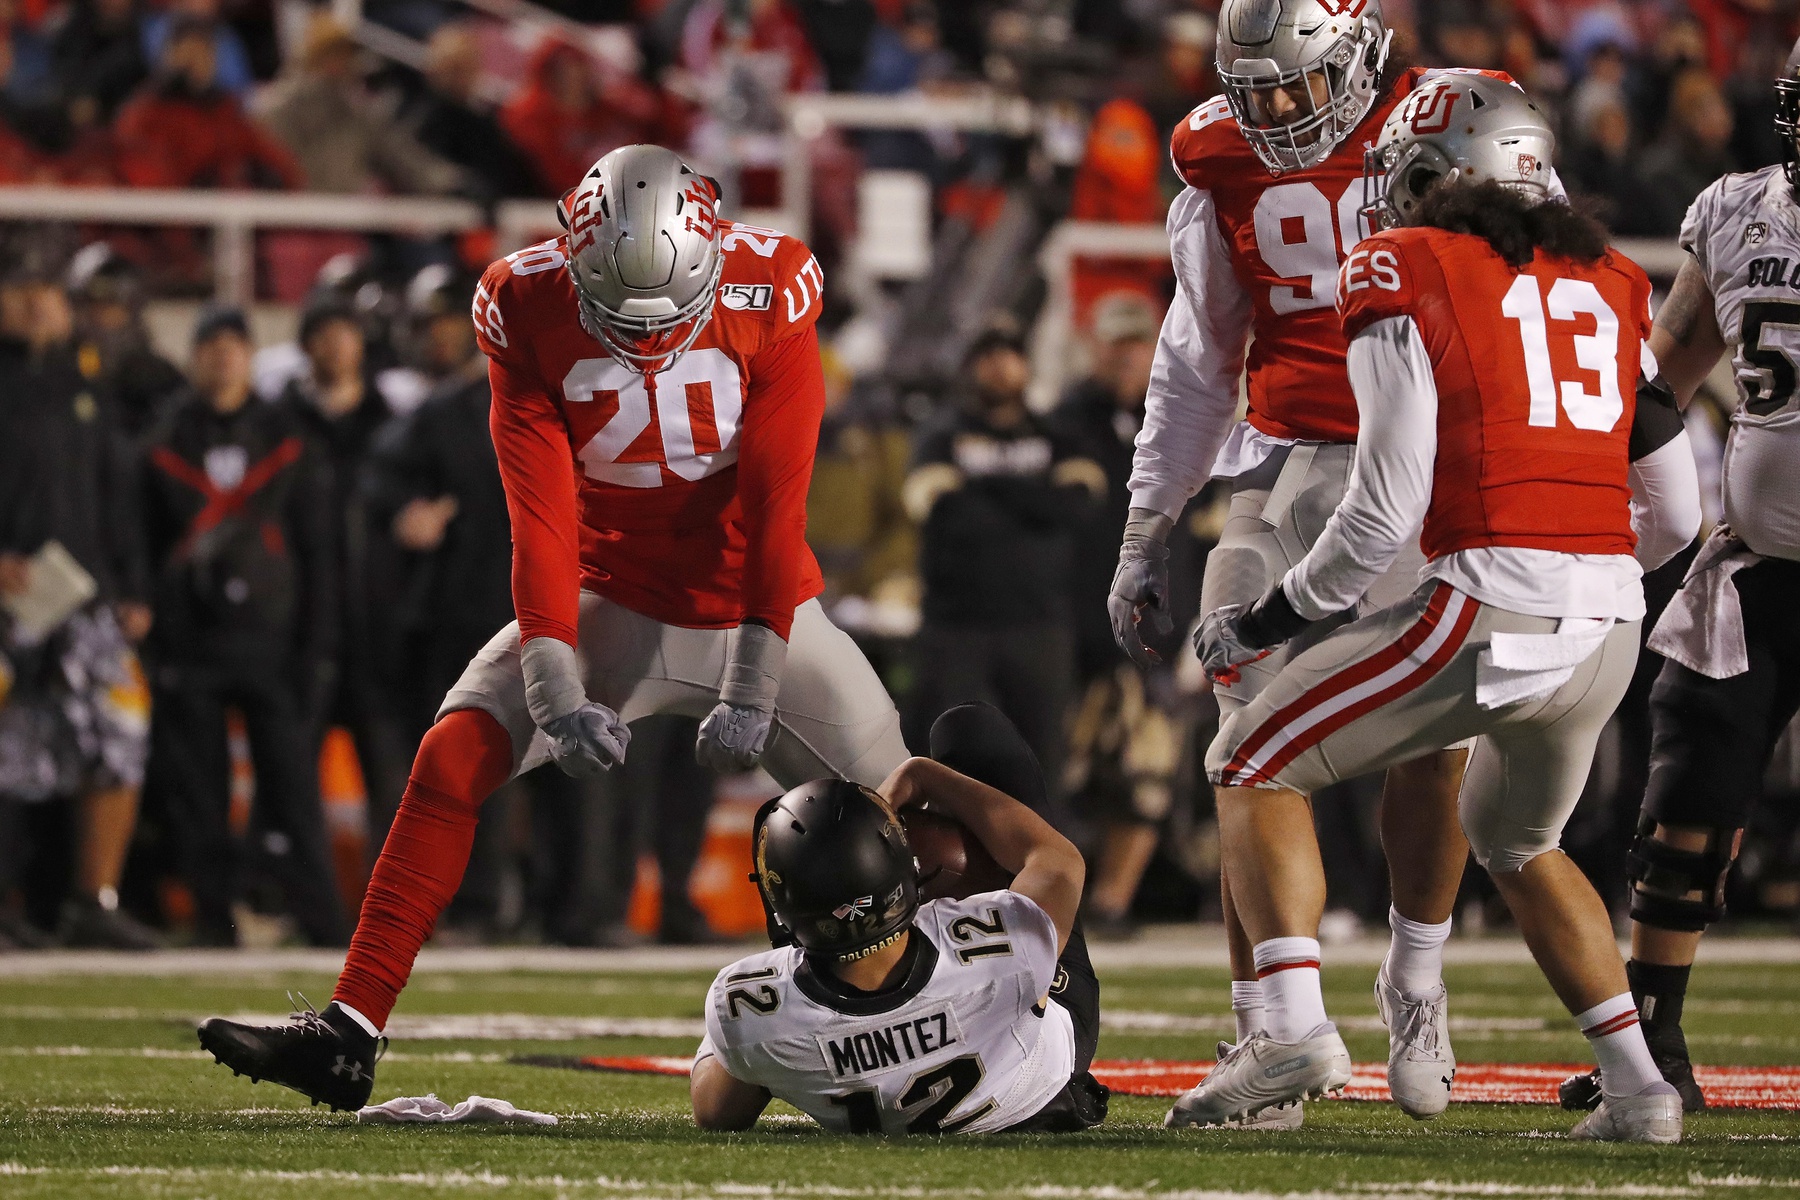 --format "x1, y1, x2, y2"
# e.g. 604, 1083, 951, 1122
1647, 524, 1762, 680
356, 1094, 558, 1125
1475, 617, 1613, 710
